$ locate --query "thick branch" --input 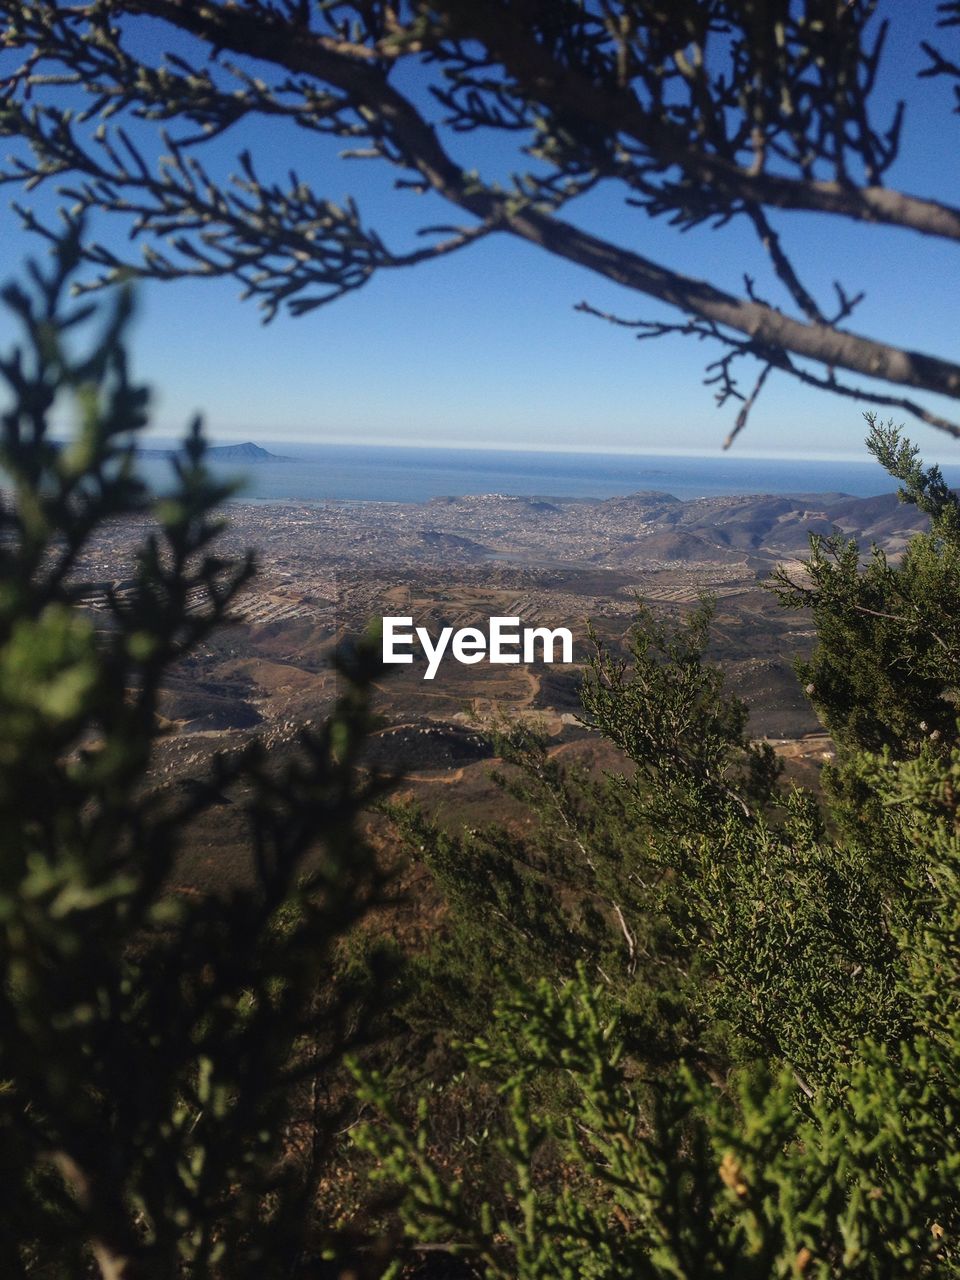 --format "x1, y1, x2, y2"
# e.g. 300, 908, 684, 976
121, 2, 960, 243
506, 206, 960, 407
